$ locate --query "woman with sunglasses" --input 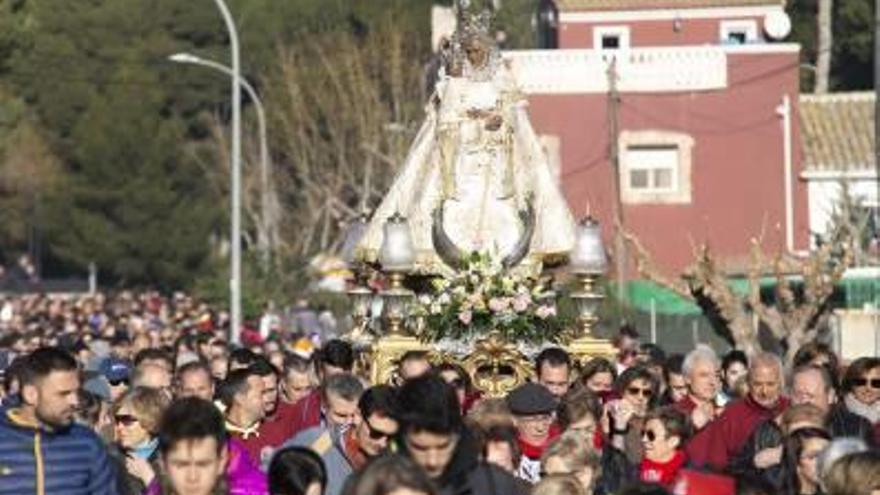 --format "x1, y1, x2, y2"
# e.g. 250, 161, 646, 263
840, 357, 880, 445
639, 407, 691, 488
112, 386, 171, 495
607, 366, 659, 465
